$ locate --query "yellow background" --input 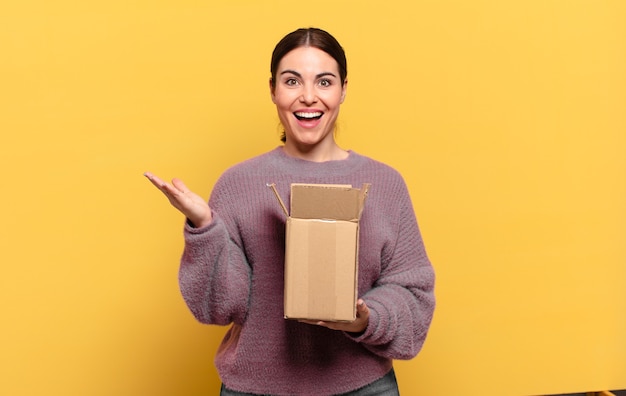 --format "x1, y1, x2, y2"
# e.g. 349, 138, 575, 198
1, 1, 624, 395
